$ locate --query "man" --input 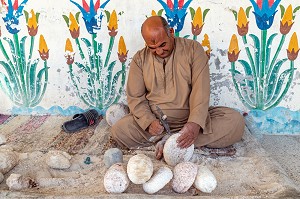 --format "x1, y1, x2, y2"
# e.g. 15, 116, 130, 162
111, 16, 245, 159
